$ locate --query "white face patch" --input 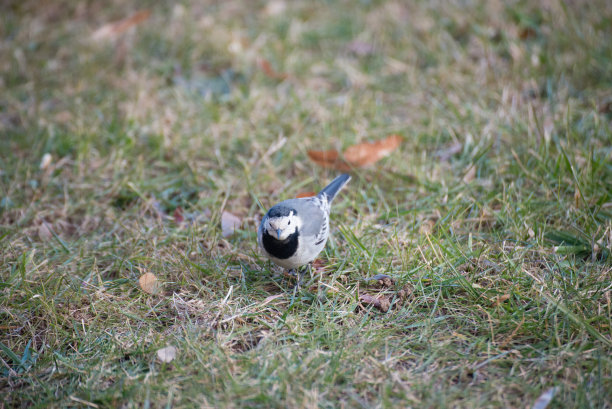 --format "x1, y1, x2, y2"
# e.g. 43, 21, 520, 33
266, 211, 301, 240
